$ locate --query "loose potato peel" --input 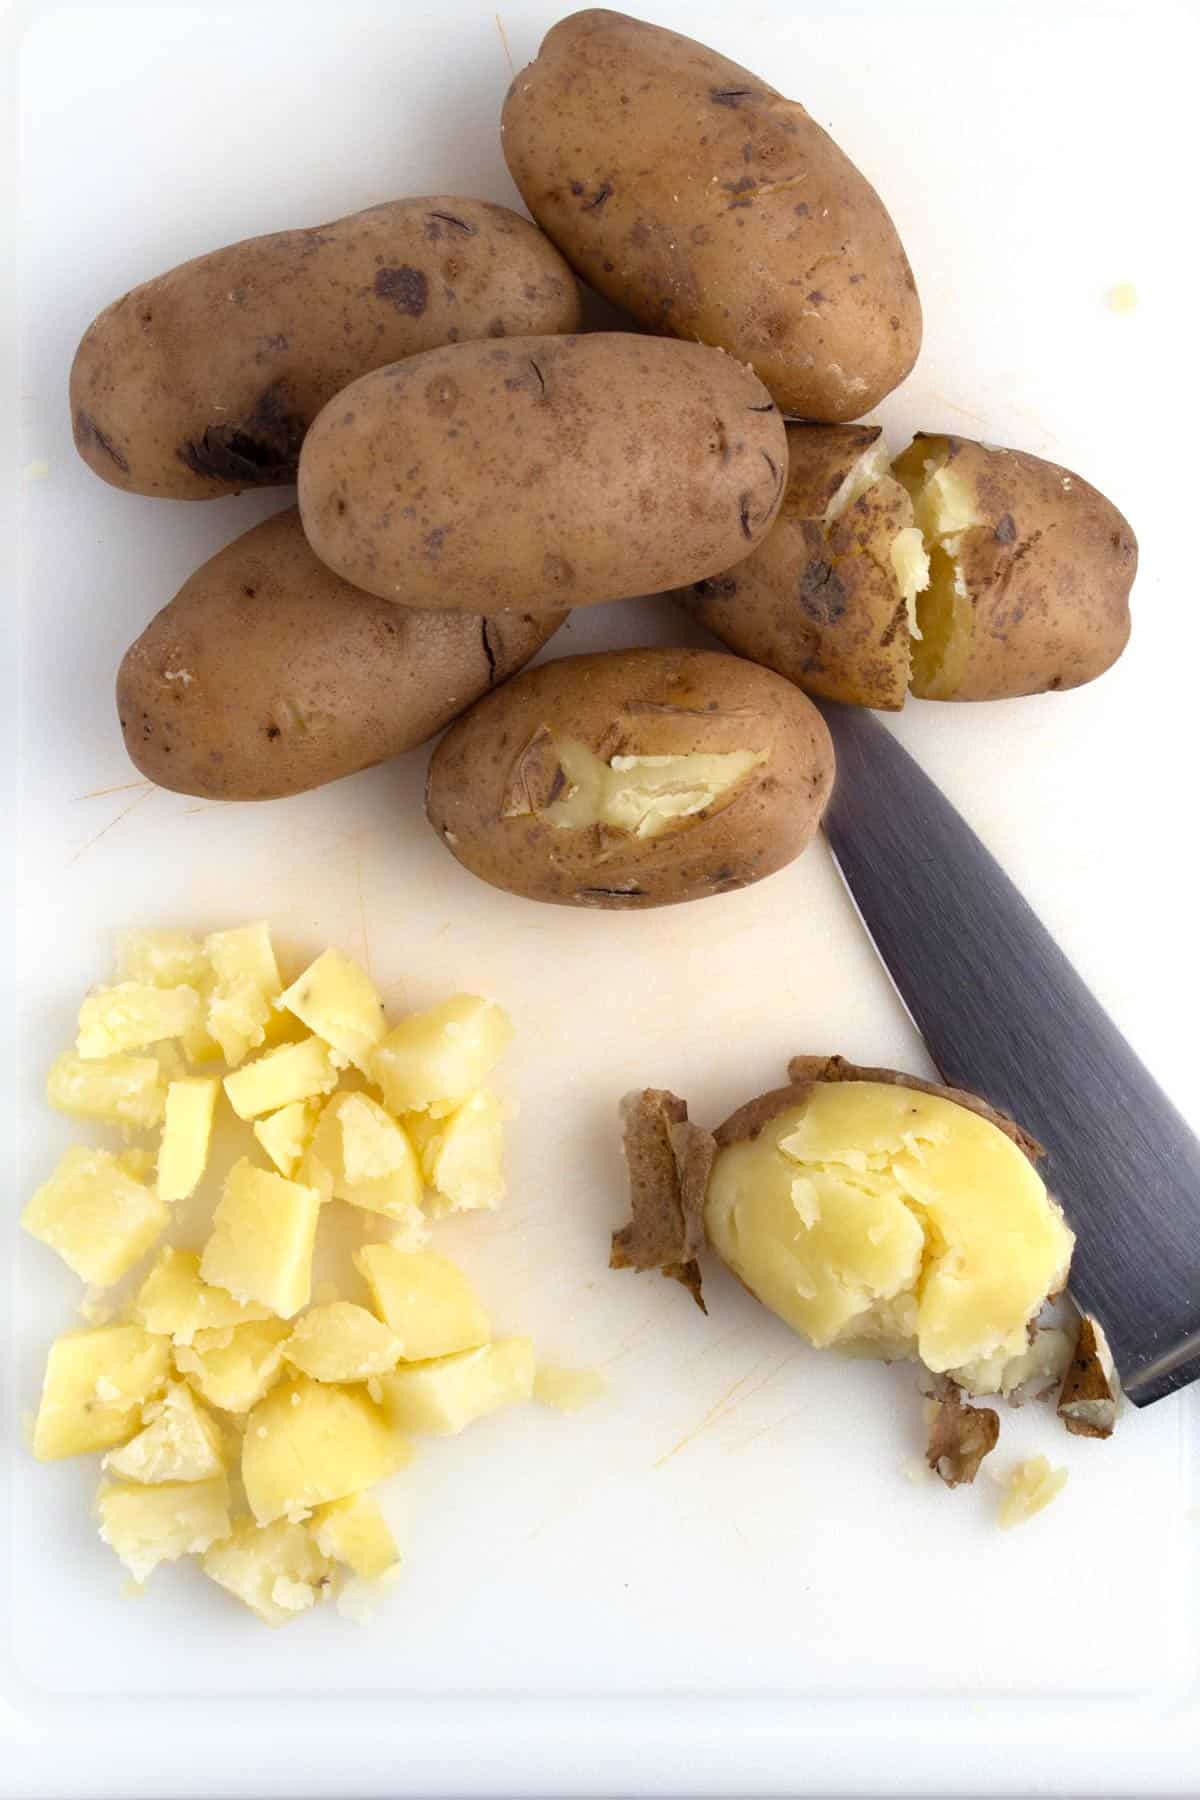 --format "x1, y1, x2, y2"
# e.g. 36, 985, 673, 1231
611, 1056, 1118, 1491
